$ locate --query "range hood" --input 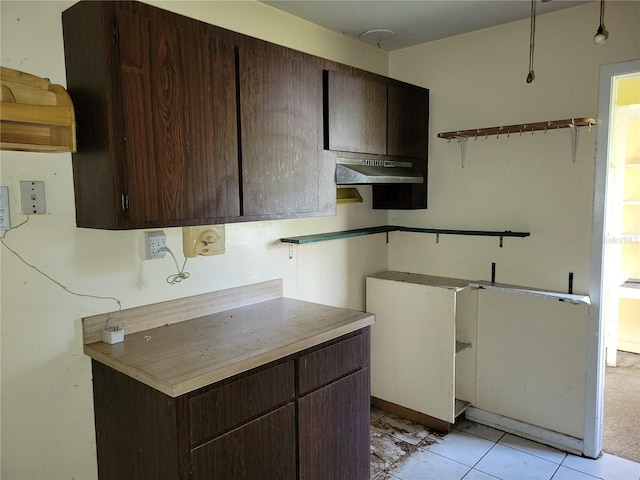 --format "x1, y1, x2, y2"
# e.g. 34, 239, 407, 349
336, 157, 423, 185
